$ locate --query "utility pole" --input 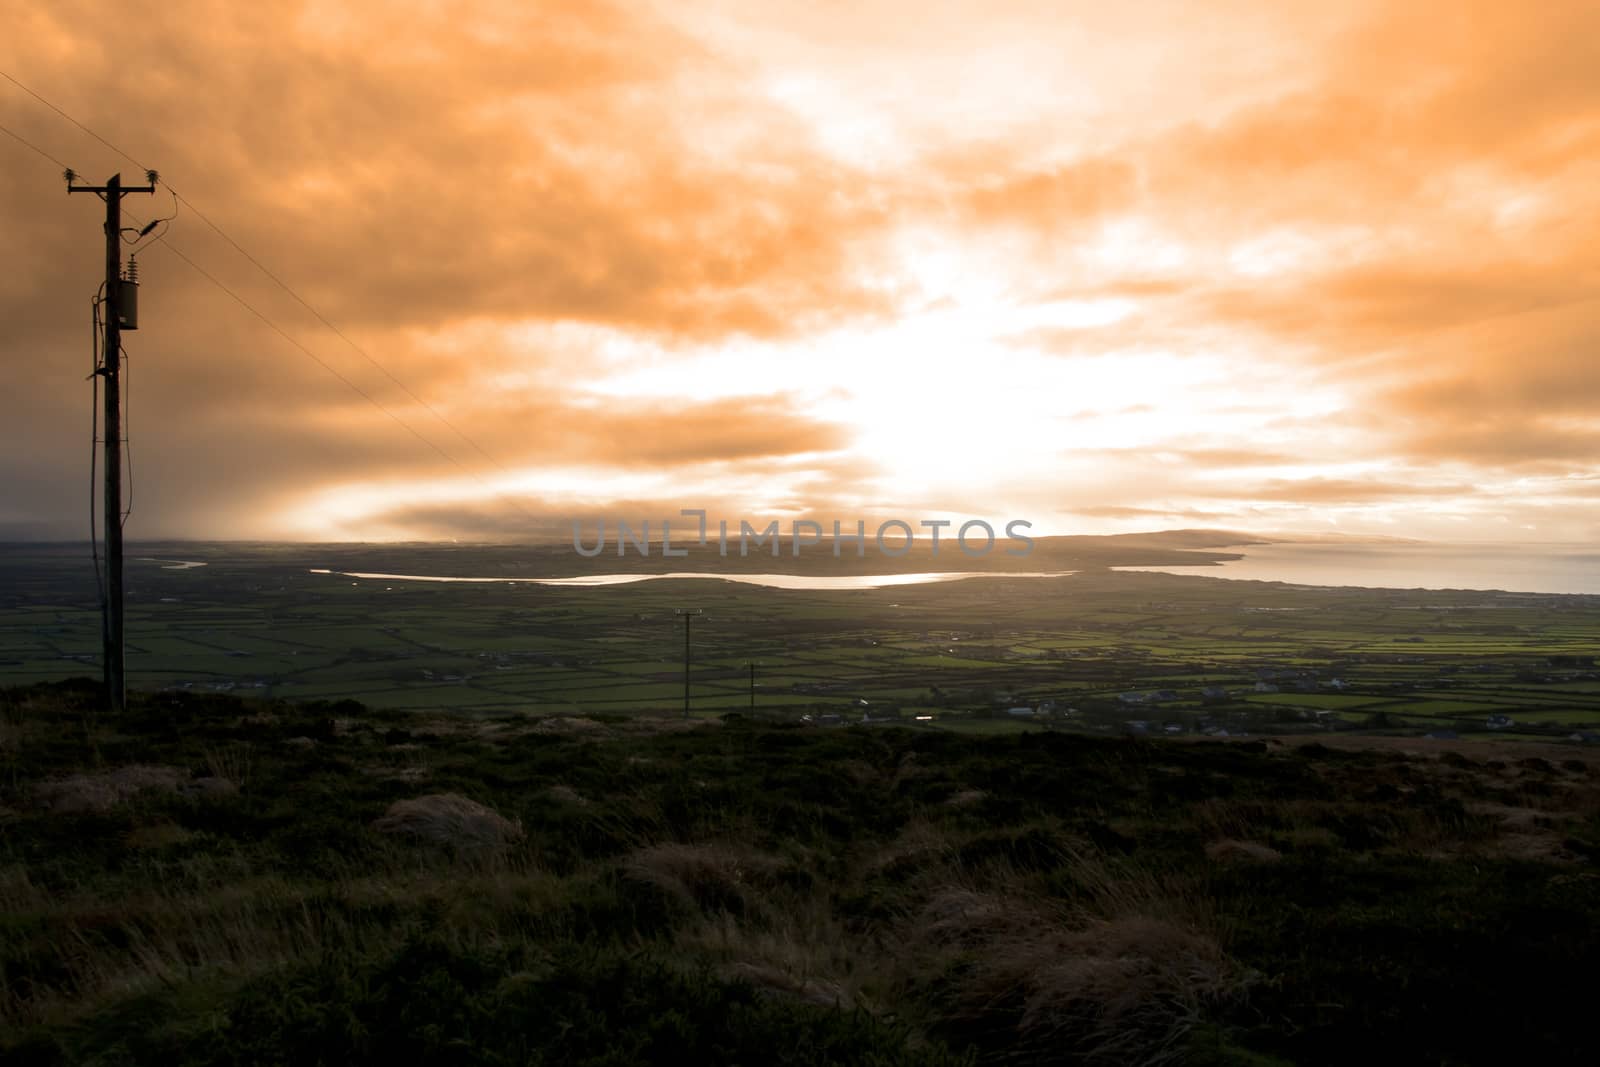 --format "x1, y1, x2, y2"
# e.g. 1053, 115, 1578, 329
748, 661, 756, 713
676, 609, 701, 719
70, 170, 157, 719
